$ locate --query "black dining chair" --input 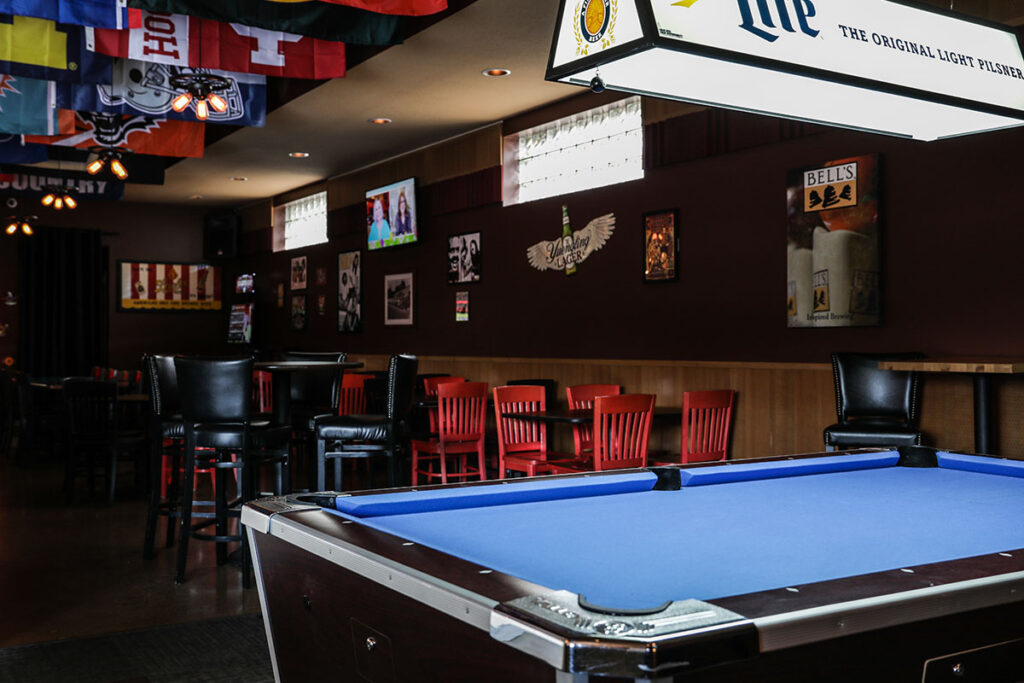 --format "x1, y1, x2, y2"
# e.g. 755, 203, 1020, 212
313, 354, 418, 491
63, 378, 146, 503
142, 354, 186, 559
823, 352, 925, 450
173, 356, 291, 587
281, 351, 347, 489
